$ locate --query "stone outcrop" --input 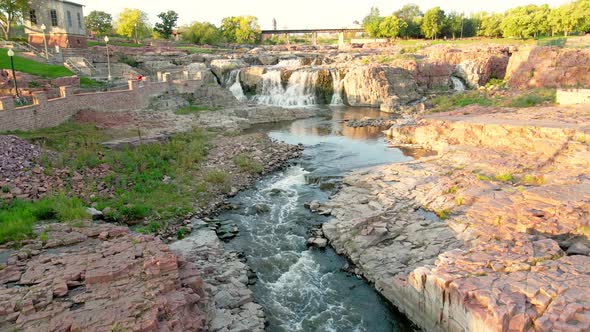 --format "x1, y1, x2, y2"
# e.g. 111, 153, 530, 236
507, 46, 590, 89
341, 65, 421, 112
321, 105, 590, 332
0, 222, 207, 331
210, 59, 248, 81
171, 221, 265, 332
239, 66, 266, 95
